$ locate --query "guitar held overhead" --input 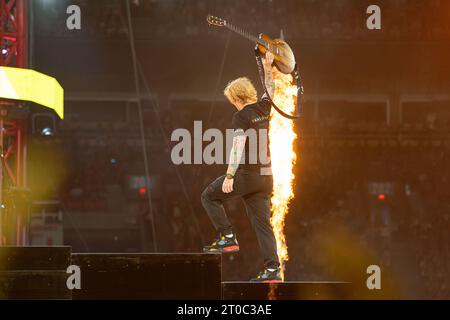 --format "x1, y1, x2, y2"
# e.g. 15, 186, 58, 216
206, 14, 303, 120
206, 14, 296, 75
